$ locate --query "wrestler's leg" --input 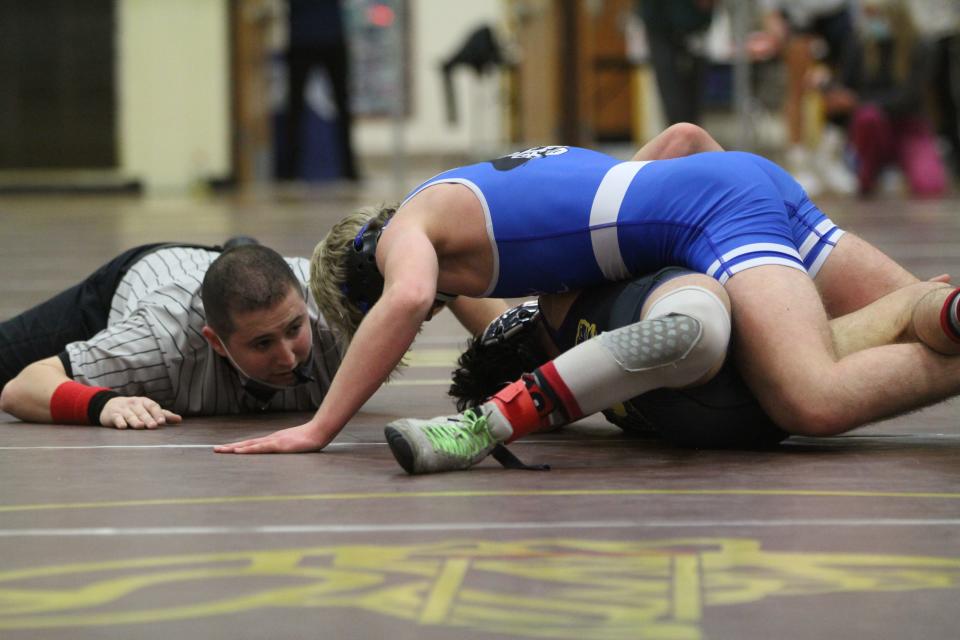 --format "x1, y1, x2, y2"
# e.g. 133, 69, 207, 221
644, 279, 953, 449
631, 123, 723, 161
494, 278, 948, 442
829, 280, 950, 356
726, 265, 960, 436
813, 232, 921, 317
485, 275, 731, 442
639, 273, 729, 384
908, 285, 960, 355
741, 152, 921, 316
385, 275, 735, 473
